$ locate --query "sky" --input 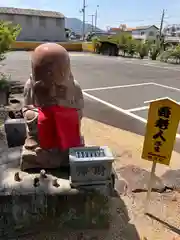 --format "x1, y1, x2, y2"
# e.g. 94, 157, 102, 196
1, 0, 180, 30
